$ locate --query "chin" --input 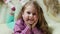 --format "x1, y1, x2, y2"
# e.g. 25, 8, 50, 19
28, 22, 34, 25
